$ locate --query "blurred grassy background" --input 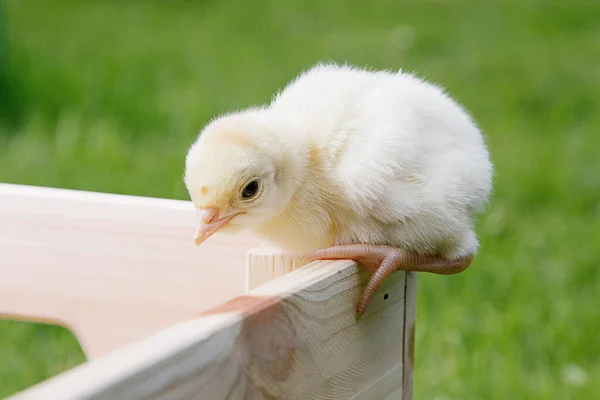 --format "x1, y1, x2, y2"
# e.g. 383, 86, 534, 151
1, 0, 599, 398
